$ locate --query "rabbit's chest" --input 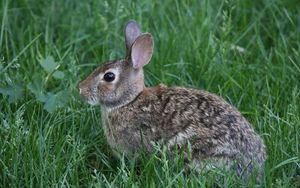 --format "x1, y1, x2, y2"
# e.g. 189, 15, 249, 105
101, 110, 153, 153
